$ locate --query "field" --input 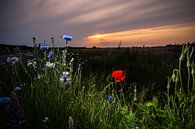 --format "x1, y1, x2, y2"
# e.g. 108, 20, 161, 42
0, 44, 195, 129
